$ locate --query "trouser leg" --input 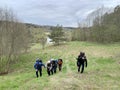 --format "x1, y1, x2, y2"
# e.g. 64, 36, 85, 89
60, 64, 62, 71
81, 64, 84, 73
78, 63, 81, 72
36, 70, 38, 78
39, 69, 42, 77
59, 64, 62, 71
47, 68, 50, 76
54, 67, 56, 73
53, 67, 55, 73
51, 68, 53, 75
53, 66, 57, 73
78, 65, 80, 72
58, 64, 60, 71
